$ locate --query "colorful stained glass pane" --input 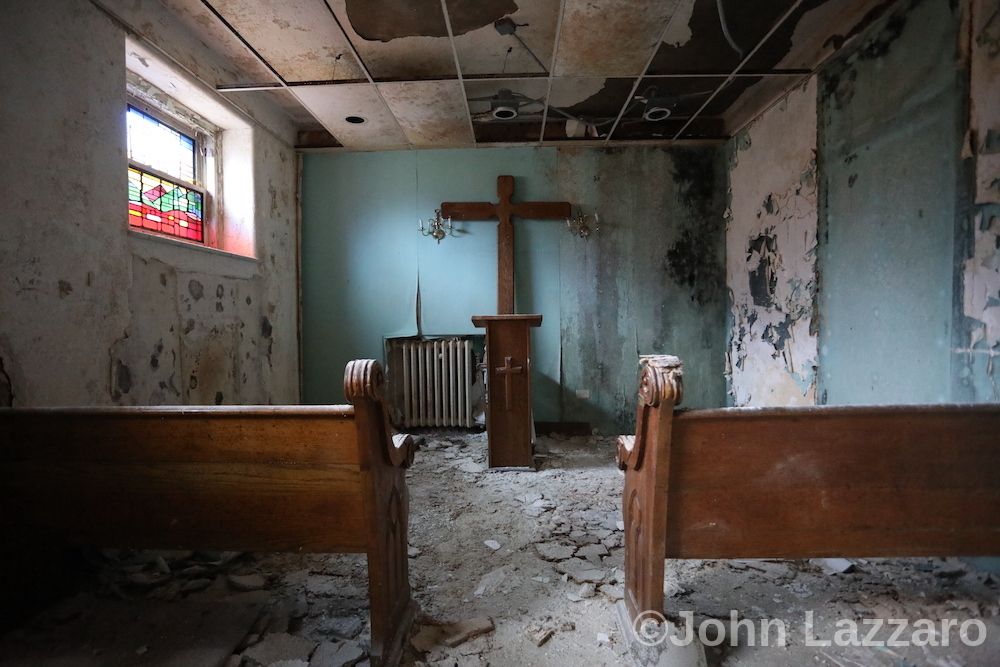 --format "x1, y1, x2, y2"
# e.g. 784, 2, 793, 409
127, 167, 204, 243
126, 107, 196, 183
